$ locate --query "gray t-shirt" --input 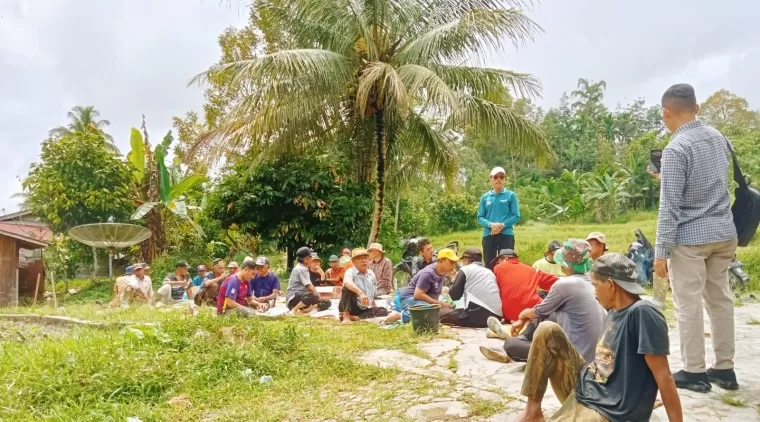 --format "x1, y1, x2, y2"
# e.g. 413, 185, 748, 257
286, 263, 312, 303
576, 300, 669, 421
534, 274, 605, 362
458, 263, 502, 317
344, 267, 377, 309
